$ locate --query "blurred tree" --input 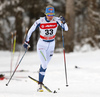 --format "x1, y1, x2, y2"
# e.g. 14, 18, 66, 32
20, 0, 48, 50
0, 0, 9, 50
87, 0, 100, 48
65, 0, 75, 52
74, 0, 100, 51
